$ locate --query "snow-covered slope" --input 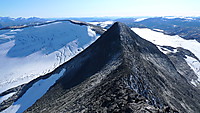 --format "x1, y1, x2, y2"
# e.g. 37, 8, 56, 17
132, 28, 200, 86
134, 18, 148, 22
89, 21, 114, 29
185, 55, 200, 86
0, 21, 99, 94
1, 69, 66, 113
